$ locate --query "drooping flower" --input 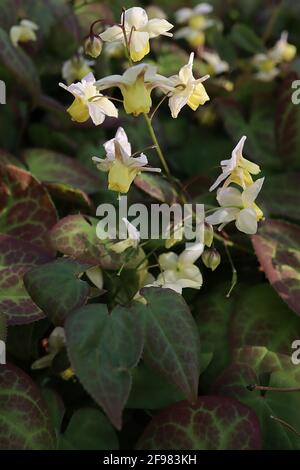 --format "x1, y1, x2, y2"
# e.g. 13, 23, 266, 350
206, 178, 265, 234
210, 136, 260, 191
270, 31, 297, 63
96, 63, 170, 116
92, 127, 161, 193
31, 327, 65, 370
201, 50, 229, 75
252, 53, 279, 82
59, 73, 118, 125
84, 35, 103, 58
166, 53, 210, 118
62, 52, 94, 85
100, 7, 173, 62
110, 218, 140, 253
10, 19, 38, 47
175, 3, 214, 48
148, 243, 204, 294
